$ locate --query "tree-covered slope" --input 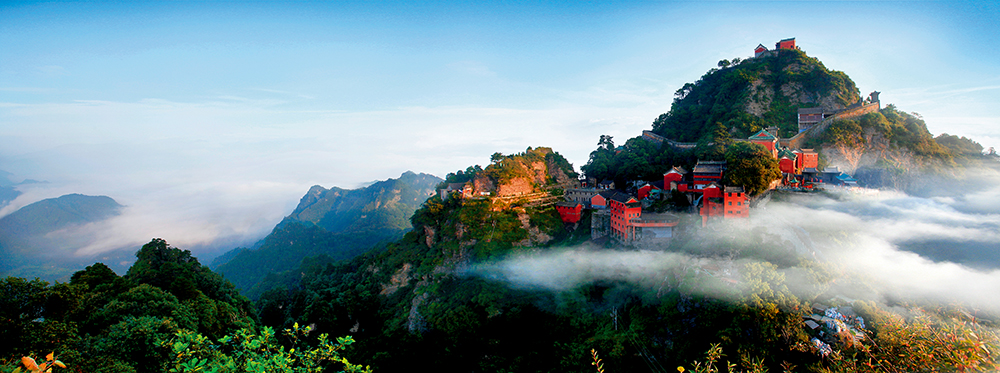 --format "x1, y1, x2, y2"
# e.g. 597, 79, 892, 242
253, 150, 595, 371
1, 239, 255, 373
212, 171, 442, 296
803, 105, 988, 188
592, 49, 986, 191
250, 148, 1000, 372
652, 48, 860, 141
